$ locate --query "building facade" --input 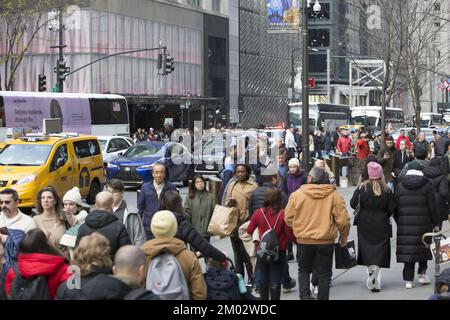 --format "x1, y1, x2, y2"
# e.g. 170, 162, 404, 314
0, 0, 230, 131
